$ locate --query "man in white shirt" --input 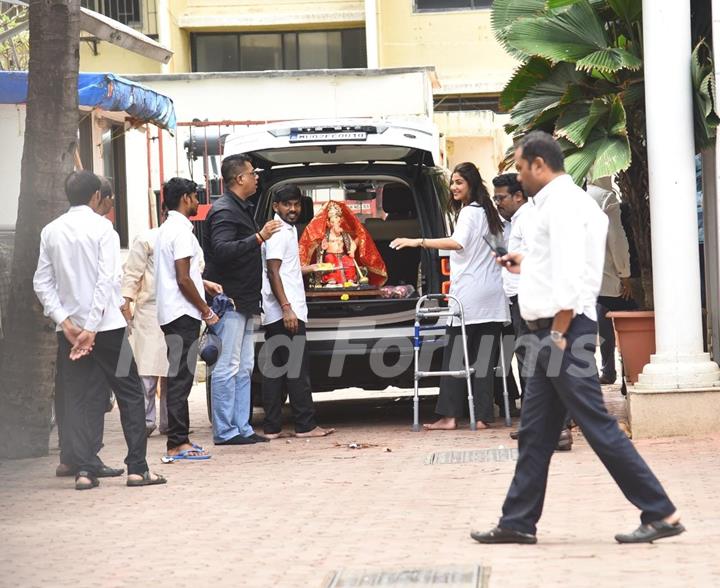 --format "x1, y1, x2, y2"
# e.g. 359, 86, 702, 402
587, 181, 636, 385
260, 185, 334, 438
473, 132, 682, 545
494, 173, 573, 449
493, 173, 531, 410
53, 176, 123, 478
34, 171, 166, 490
155, 177, 220, 460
